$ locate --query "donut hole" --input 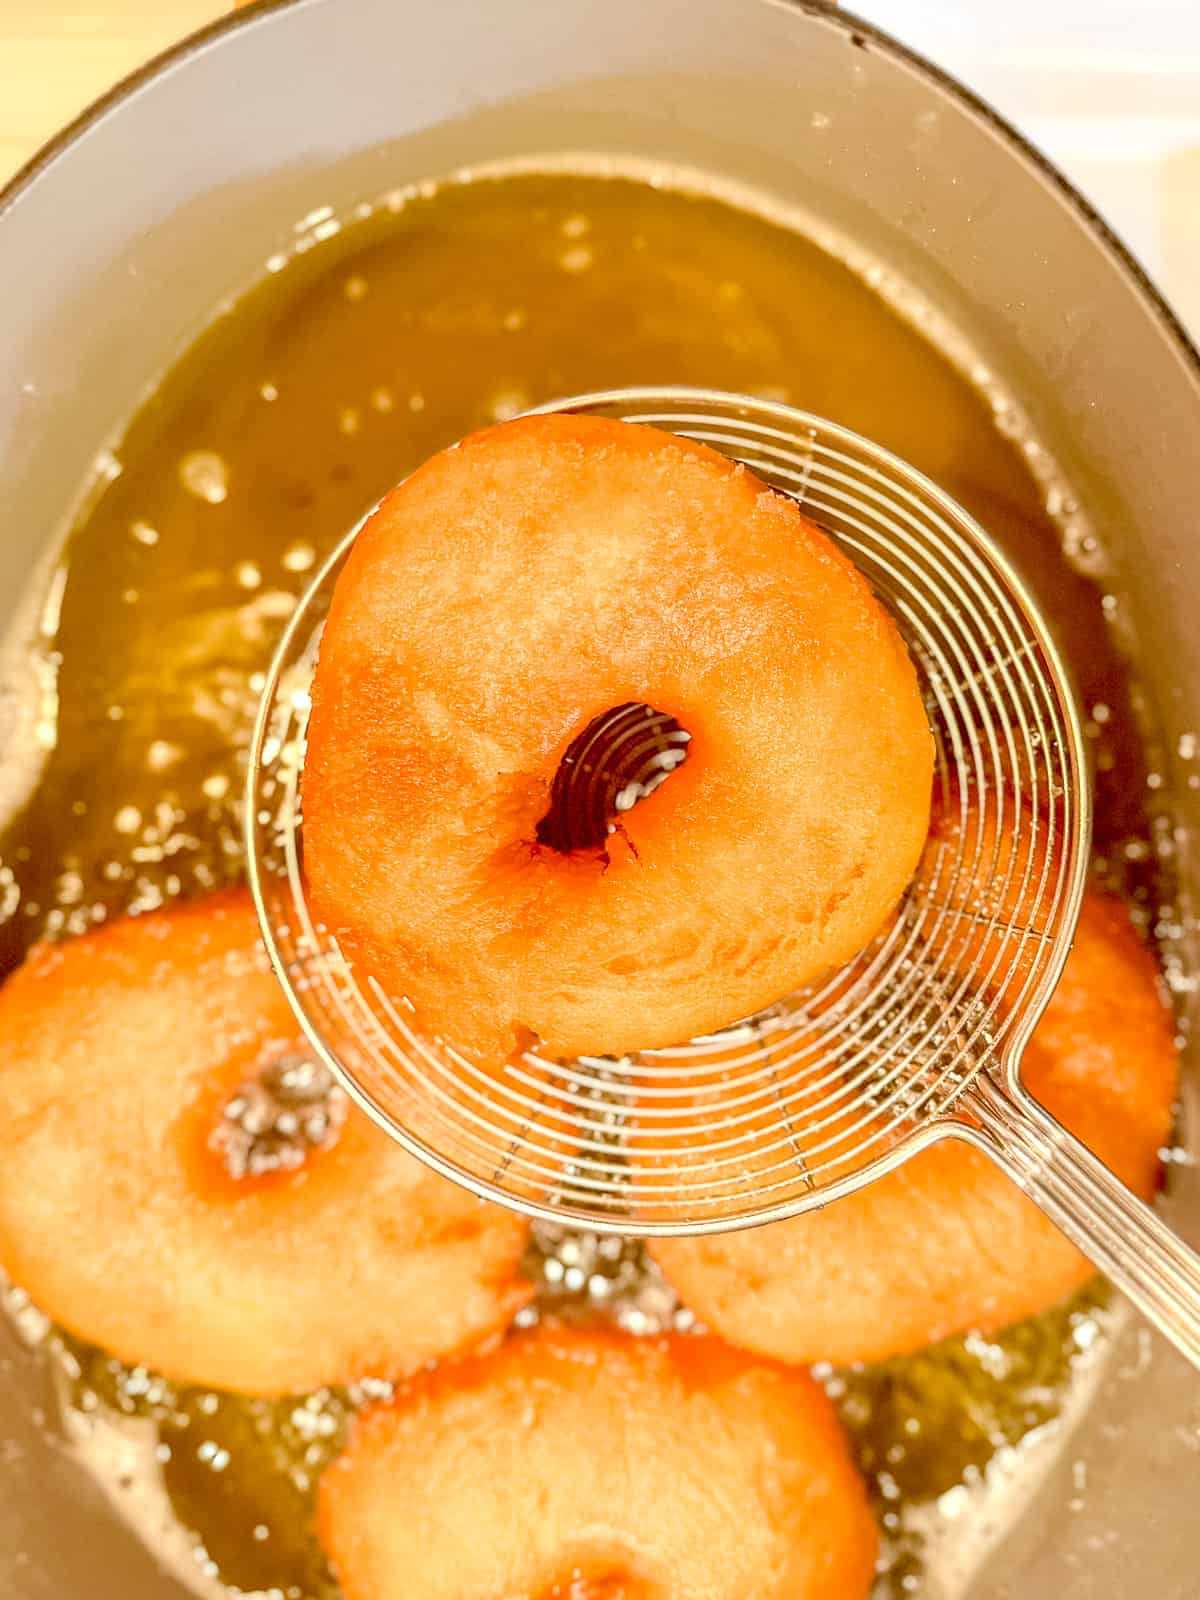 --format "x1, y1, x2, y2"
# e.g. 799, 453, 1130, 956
539, 1567, 654, 1600
534, 702, 691, 856
210, 1046, 347, 1182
